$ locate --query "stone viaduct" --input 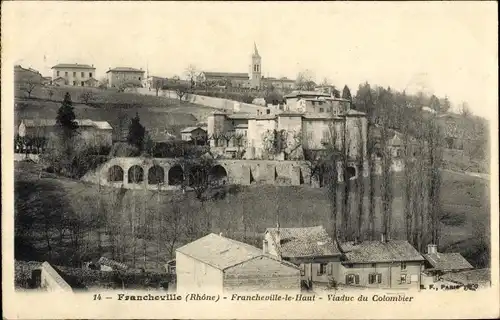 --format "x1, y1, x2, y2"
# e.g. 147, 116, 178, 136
82, 157, 364, 191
